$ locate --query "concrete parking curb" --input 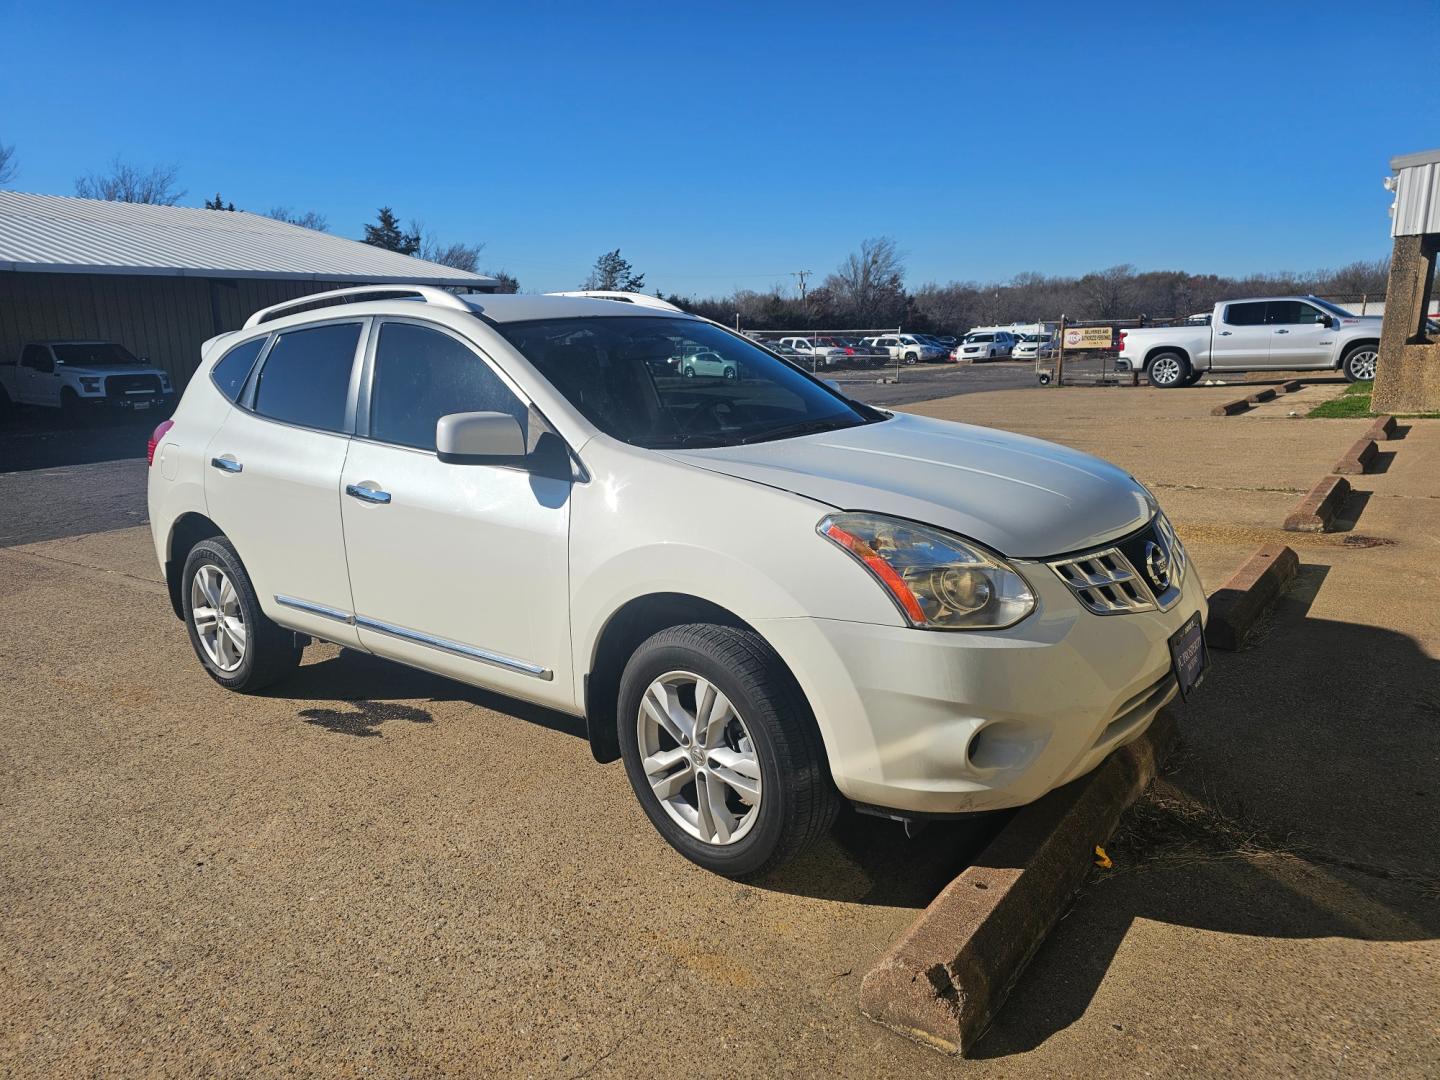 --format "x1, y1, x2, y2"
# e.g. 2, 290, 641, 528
1332, 437, 1379, 475
1282, 474, 1350, 532
1364, 414, 1398, 441
1204, 544, 1299, 650
1211, 396, 1251, 416
1279, 379, 1303, 393
859, 710, 1180, 1056
1245, 387, 1277, 404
